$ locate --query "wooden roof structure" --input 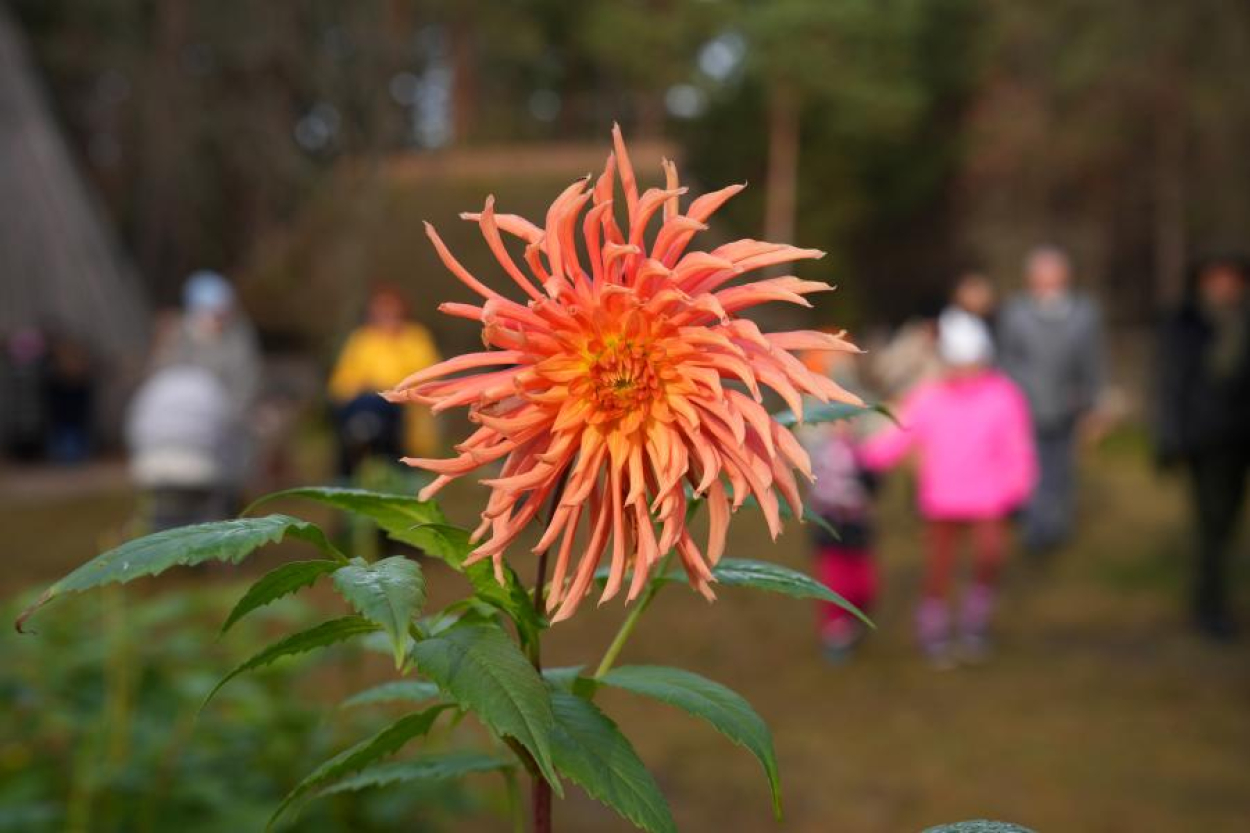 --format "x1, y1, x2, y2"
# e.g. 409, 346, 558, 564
0, 7, 148, 367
